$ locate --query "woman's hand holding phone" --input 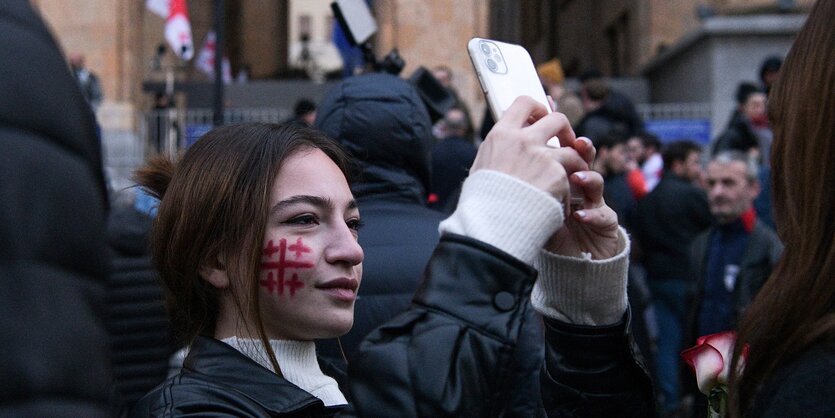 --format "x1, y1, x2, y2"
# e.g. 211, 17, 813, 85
473, 96, 620, 260
471, 96, 586, 204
